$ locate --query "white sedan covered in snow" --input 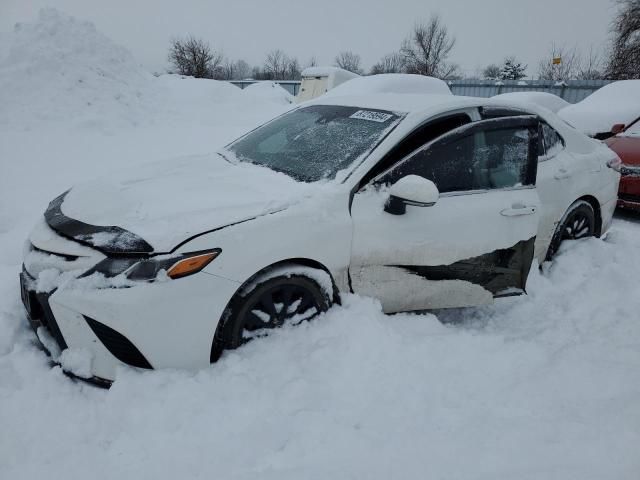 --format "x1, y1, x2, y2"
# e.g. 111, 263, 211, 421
21, 93, 620, 384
